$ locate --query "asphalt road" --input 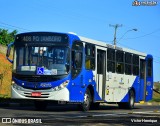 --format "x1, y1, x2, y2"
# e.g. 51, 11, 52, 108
0, 104, 159, 126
